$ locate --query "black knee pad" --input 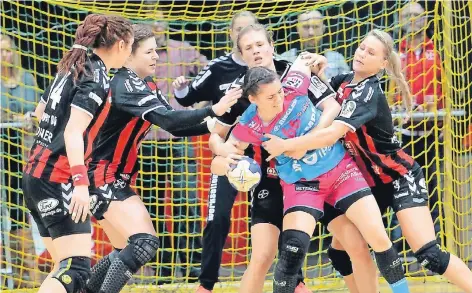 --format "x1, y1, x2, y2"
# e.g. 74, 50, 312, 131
53, 256, 91, 293
414, 240, 450, 275
86, 248, 121, 293
327, 246, 353, 276
120, 233, 159, 272
277, 229, 311, 275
